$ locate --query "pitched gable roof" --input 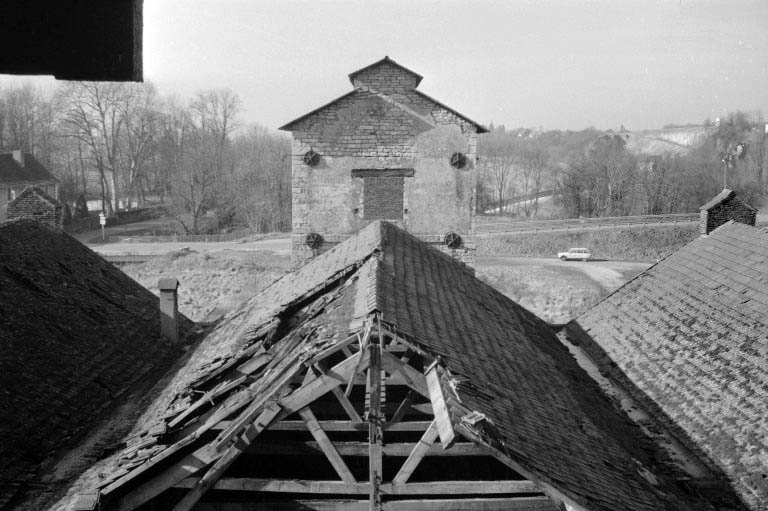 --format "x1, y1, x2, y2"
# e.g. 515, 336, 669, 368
0, 220, 188, 507
54, 221, 728, 511
0, 152, 59, 185
7, 185, 61, 208
347, 56, 424, 87
566, 220, 768, 510
699, 188, 757, 211
279, 58, 488, 133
